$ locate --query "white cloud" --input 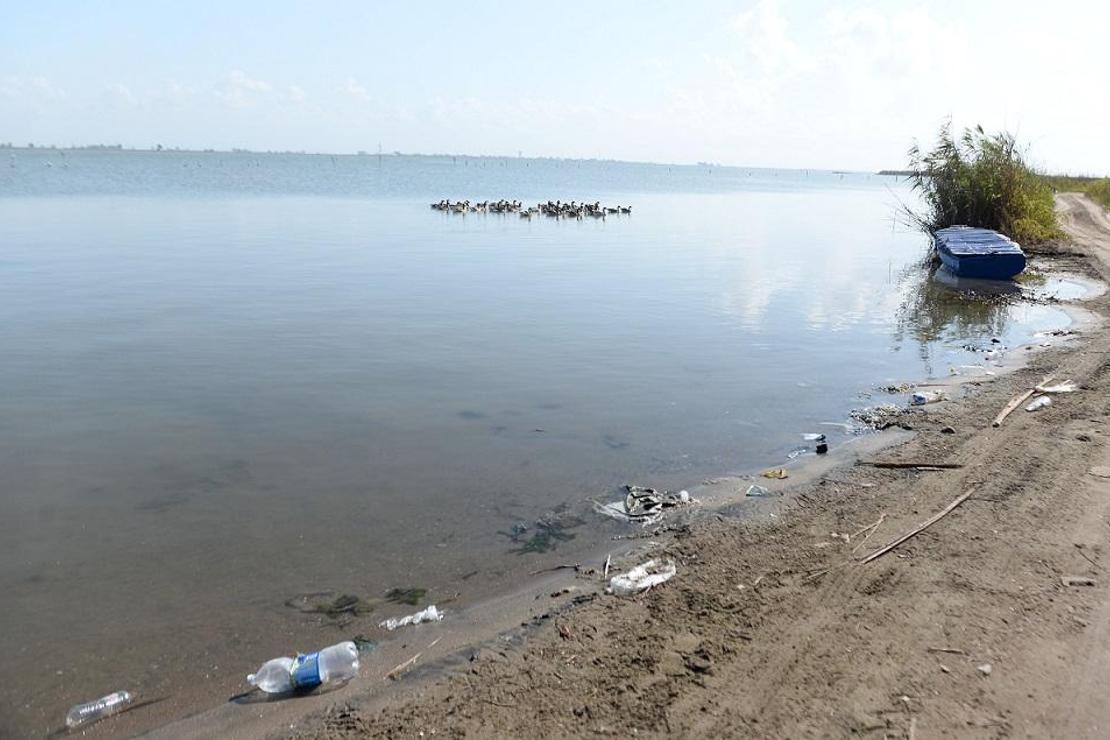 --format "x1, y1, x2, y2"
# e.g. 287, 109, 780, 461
216, 70, 273, 108
343, 77, 370, 102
